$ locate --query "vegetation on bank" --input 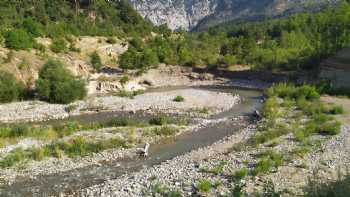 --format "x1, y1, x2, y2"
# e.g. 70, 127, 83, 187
0, 116, 189, 146
193, 83, 345, 196
0, 71, 25, 103
36, 60, 86, 104
0, 115, 188, 168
